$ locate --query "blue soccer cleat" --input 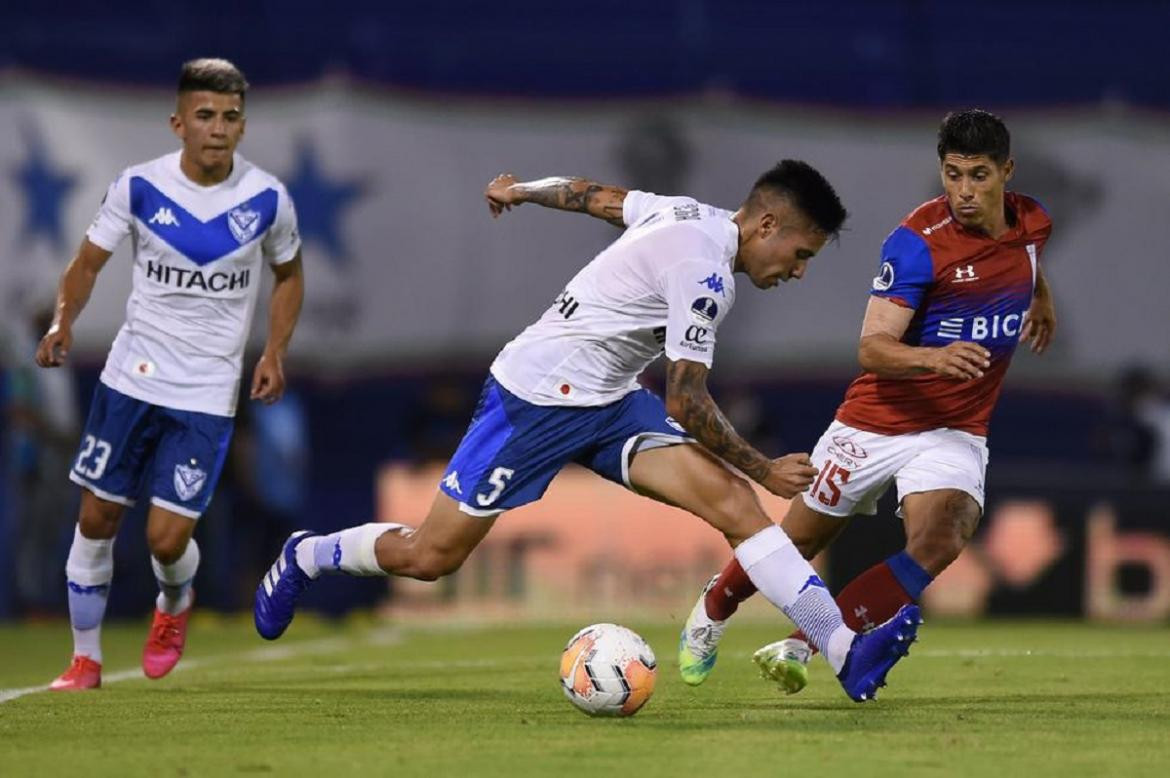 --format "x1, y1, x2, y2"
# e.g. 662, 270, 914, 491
254, 531, 318, 641
836, 604, 921, 702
